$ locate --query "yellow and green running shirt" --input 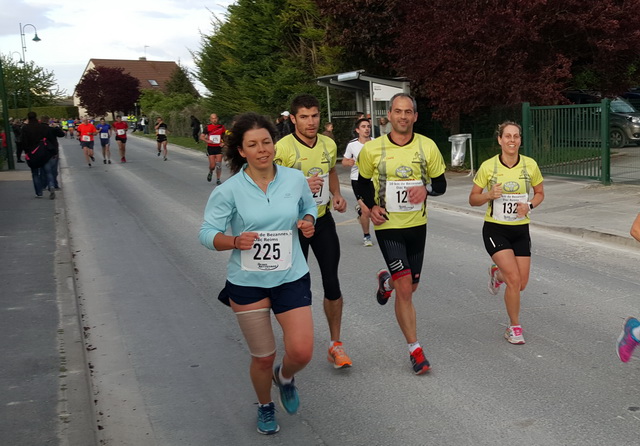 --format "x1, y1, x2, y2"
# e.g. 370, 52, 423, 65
274, 133, 337, 218
473, 154, 544, 225
358, 133, 446, 230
